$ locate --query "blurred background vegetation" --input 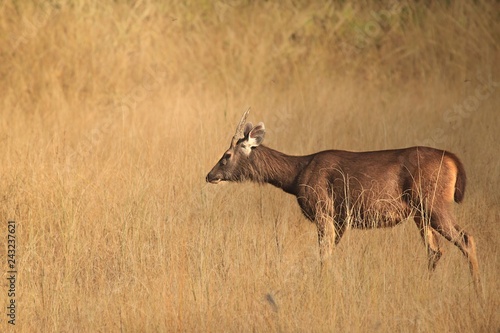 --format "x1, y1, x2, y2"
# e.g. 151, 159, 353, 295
0, 1, 498, 331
